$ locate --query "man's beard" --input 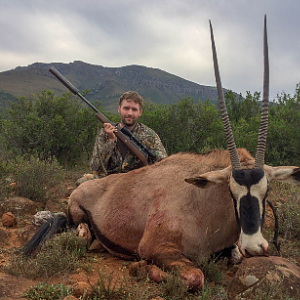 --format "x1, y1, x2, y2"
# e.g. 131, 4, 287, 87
122, 116, 137, 127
